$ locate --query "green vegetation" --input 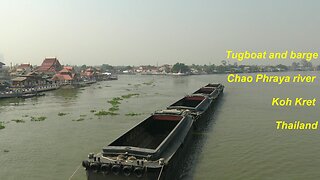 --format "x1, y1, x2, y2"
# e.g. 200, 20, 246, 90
172, 62, 191, 73
103, 94, 141, 116
125, 112, 142, 116
108, 106, 119, 112
58, 112, 68, 116
121, 93, 139, 99
11, 119, 25, 123
72, 118, 85, 122
143, 81, 154, 85
107, 97, 123, 106
95, 110, 119, 116
0, 122, 5, 129
30, 116, 47, 121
